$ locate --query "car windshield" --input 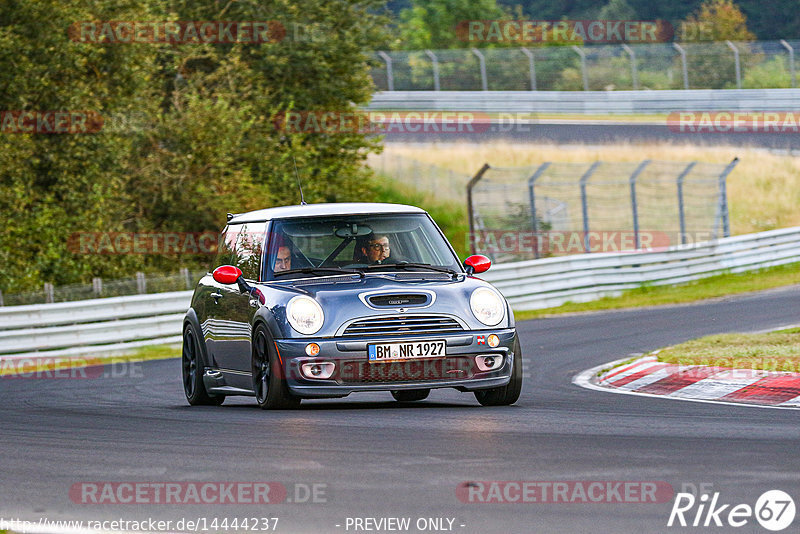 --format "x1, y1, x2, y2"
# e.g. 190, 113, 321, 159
264, 213, 461, 279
